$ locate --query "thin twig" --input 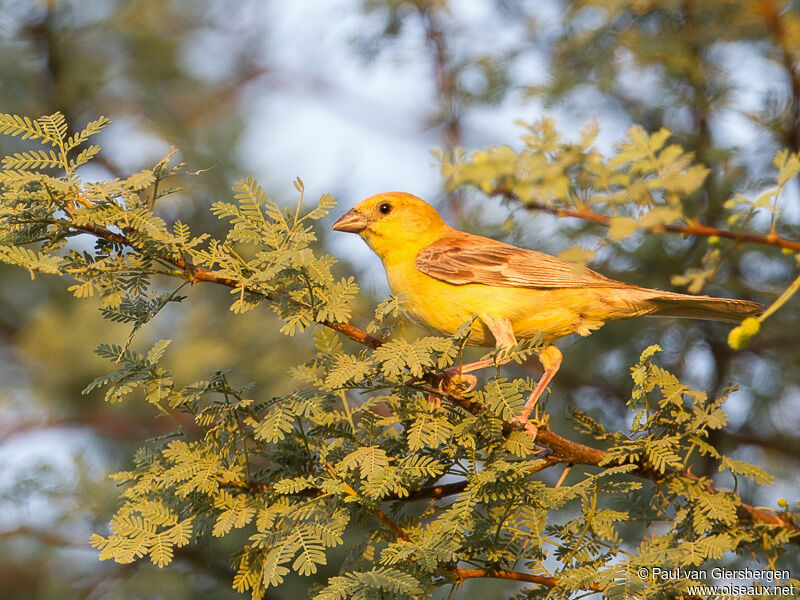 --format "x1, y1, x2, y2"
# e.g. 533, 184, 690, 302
498, 192, 800, 252
554, 464, 572, 489
65, 221, 383, 348
325, 462, 410, 542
